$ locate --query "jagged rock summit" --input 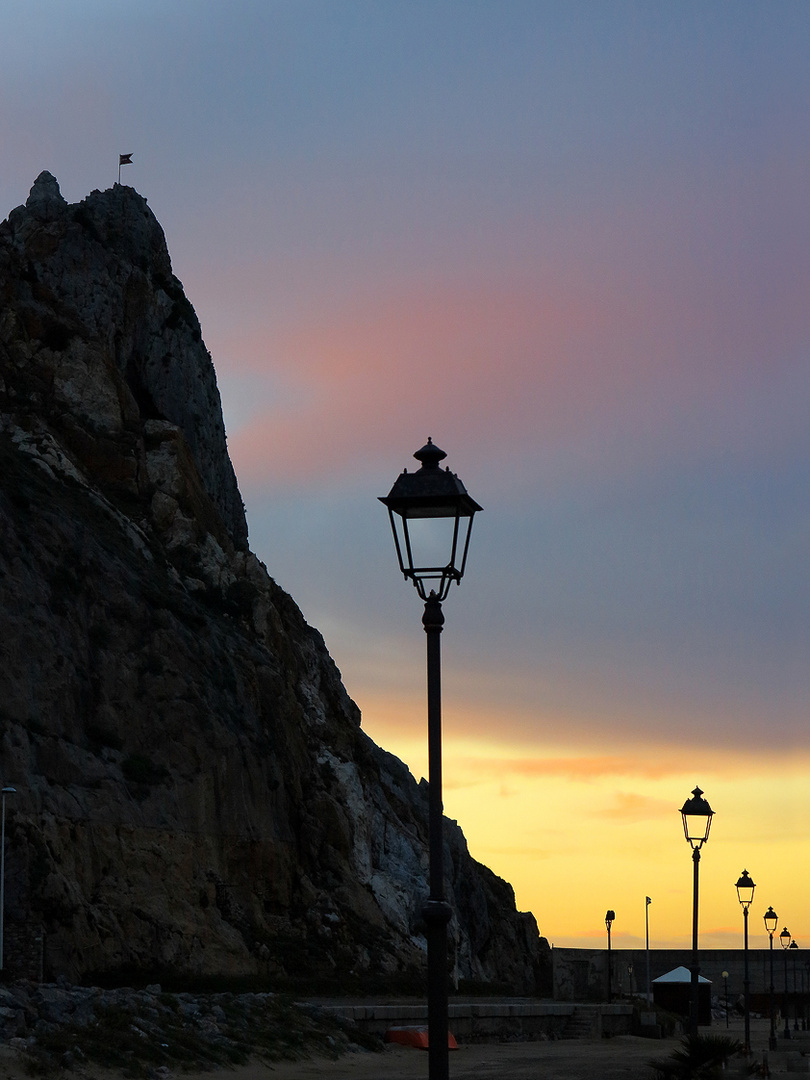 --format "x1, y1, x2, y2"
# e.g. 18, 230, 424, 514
0, 173, 547, 991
